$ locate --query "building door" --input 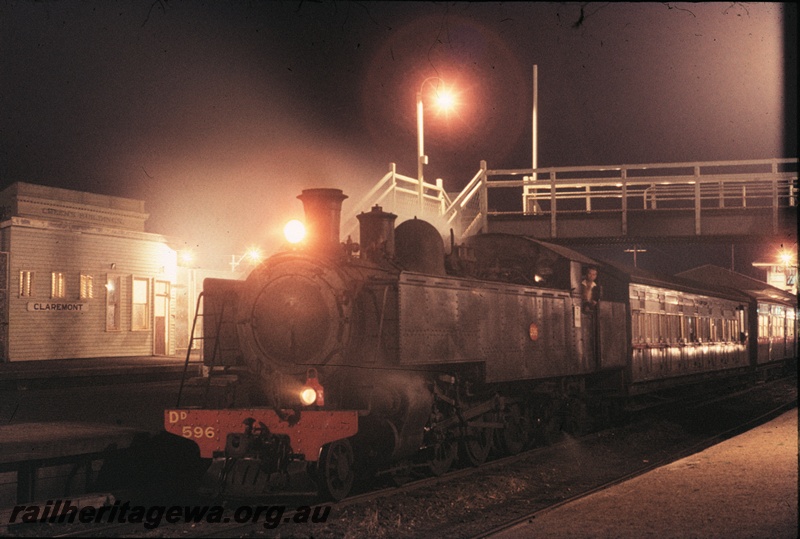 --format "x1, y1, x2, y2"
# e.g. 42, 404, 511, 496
155, 280, 170, 355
